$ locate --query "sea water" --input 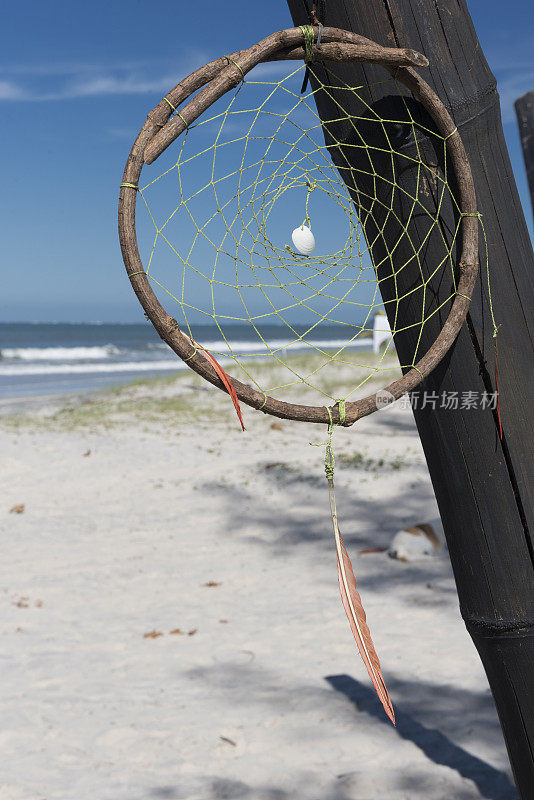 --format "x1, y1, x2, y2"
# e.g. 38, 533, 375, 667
0, 322, 372, 399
